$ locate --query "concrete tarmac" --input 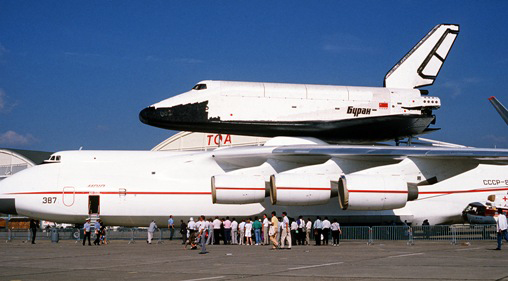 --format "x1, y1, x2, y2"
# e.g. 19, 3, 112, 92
1, 239, 507, 281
